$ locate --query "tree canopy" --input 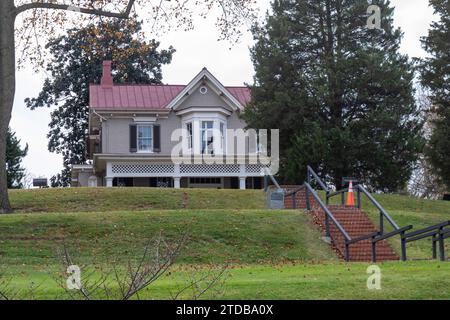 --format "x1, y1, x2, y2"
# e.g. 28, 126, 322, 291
0, 0, 257, 212
26, 18, 175, 186
244, 0, 424, 191
418, 0, 450, 191
6, 128, 28, 189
